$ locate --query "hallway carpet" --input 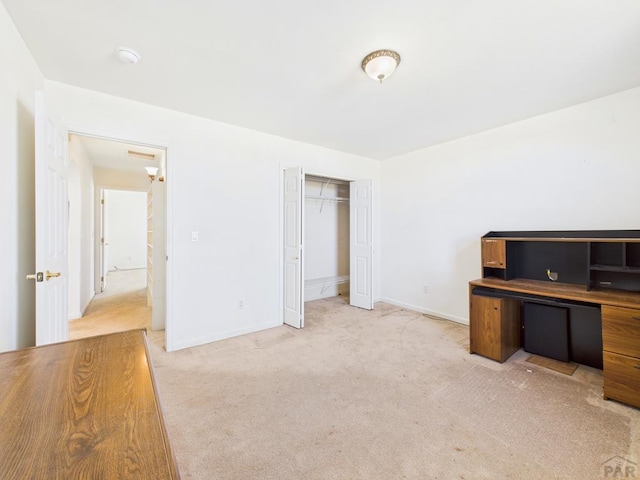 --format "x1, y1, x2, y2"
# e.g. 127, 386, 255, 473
69, 268, 151, 340
146, 297, 639, 480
